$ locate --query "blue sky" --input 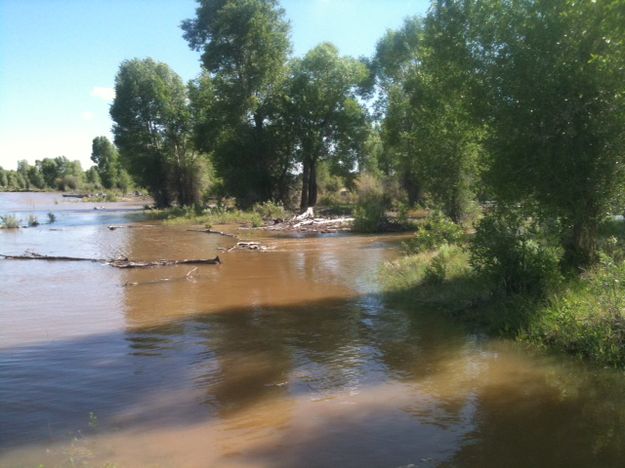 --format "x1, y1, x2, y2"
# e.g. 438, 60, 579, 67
0, 0, 428, 170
